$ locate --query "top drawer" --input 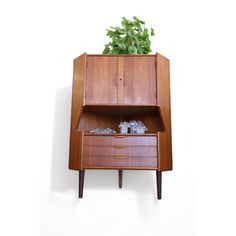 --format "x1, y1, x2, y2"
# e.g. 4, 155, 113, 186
84, 135, 157, 146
